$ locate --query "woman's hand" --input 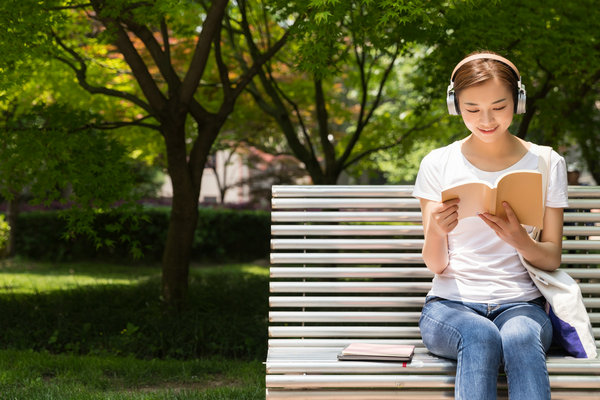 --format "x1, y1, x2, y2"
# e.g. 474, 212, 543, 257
428, 198, 460, 236
478, 201, 531, 249
419, 198, 459, 274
